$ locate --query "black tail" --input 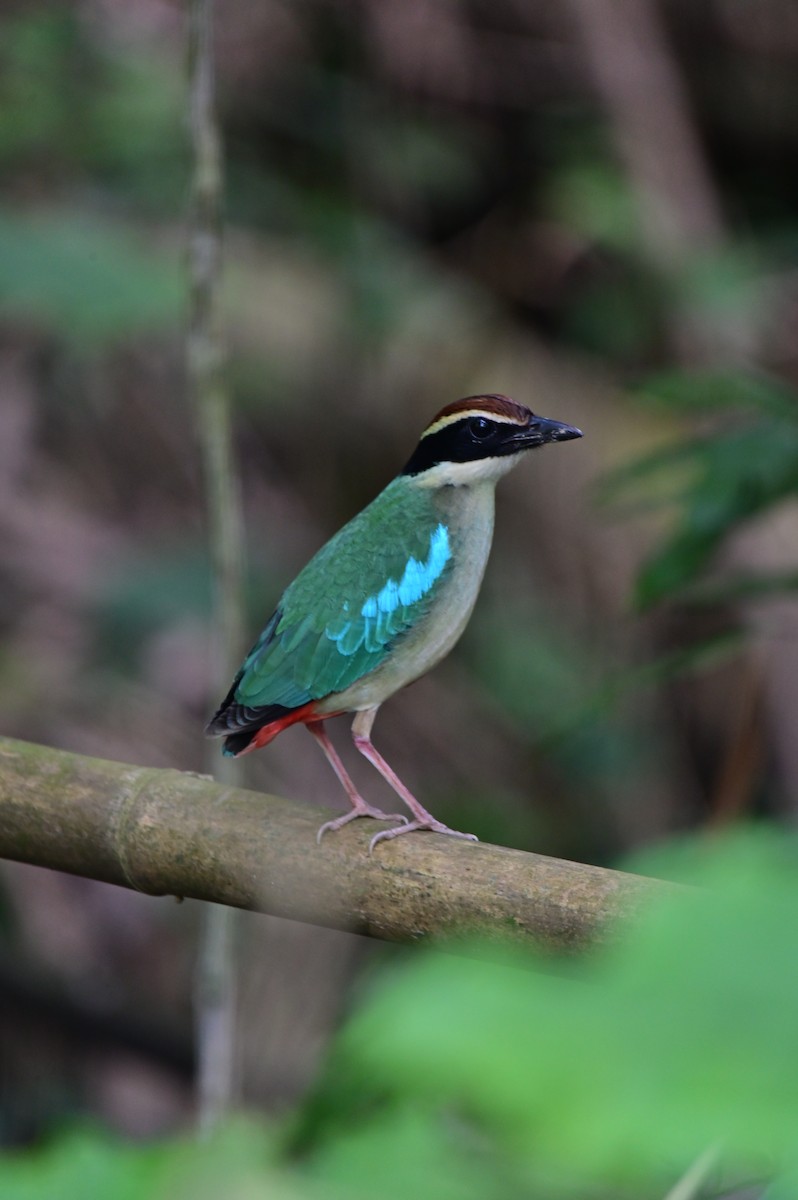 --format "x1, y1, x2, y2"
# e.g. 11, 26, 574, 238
221, 730, 256, 757
205, 609, 285, 751
206, 695, 299, 758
